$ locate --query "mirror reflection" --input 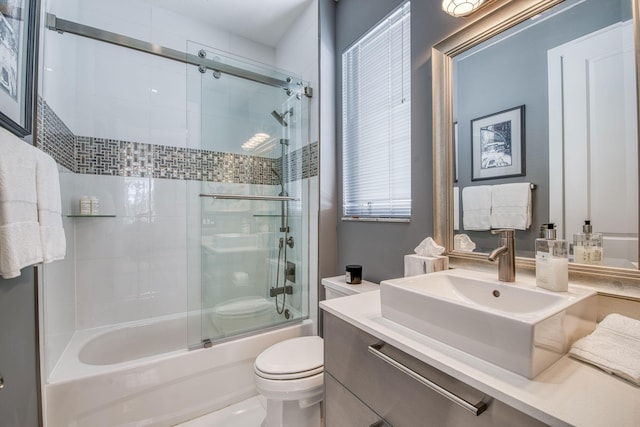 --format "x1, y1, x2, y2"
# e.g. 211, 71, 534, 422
452, 0, 638, 268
